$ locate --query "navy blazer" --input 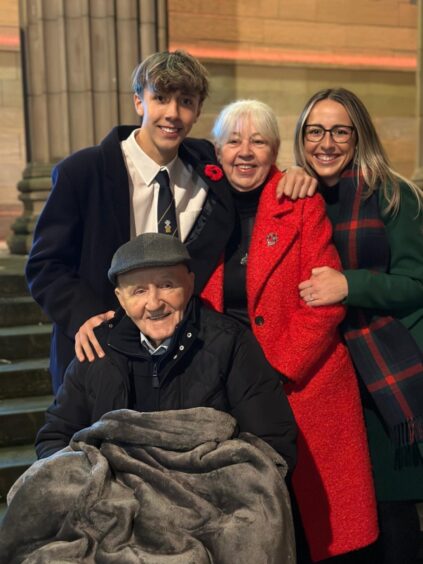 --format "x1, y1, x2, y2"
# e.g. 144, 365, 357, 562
26, 126, 235, 391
